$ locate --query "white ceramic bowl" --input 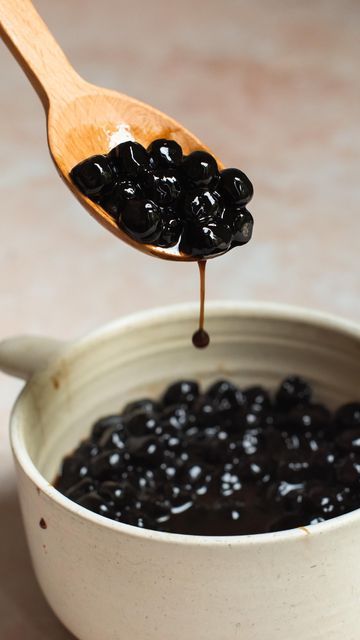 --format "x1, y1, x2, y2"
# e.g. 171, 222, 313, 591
1, 302, 360, 640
